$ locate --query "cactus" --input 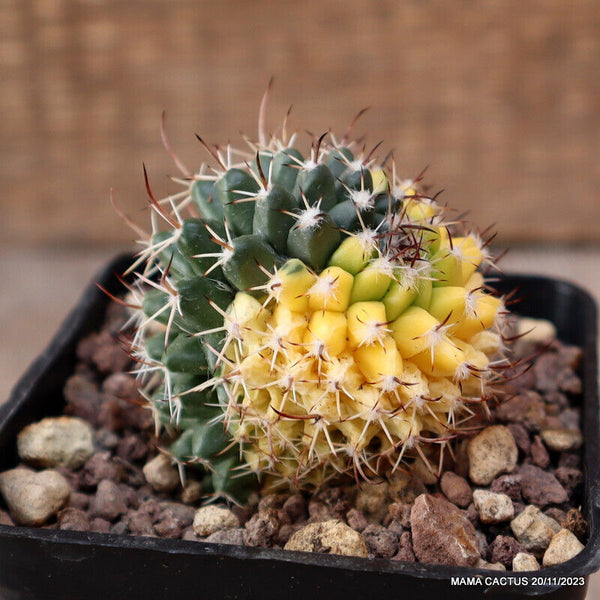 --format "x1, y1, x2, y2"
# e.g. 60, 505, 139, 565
125, 96, 508, 502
